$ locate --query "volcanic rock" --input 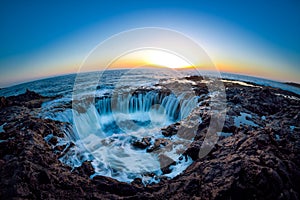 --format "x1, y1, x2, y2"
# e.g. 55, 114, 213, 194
132, 137, 152, 149
161, 124, 178, 137
147, 138, 171, 153
0, 97, 6, 109
1, 79, 300, 199
159, 154, 176, 174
